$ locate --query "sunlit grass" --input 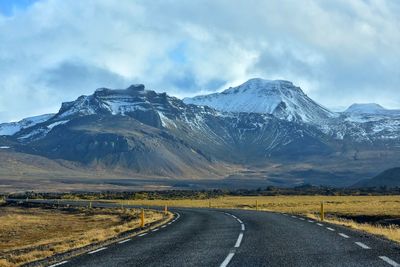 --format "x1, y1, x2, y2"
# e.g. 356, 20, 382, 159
0, 206, 166, 267
114, 195, 400, 243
